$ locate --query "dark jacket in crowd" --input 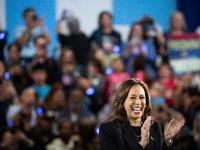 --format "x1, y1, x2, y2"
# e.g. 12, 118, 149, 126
58, 33, 90, 66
